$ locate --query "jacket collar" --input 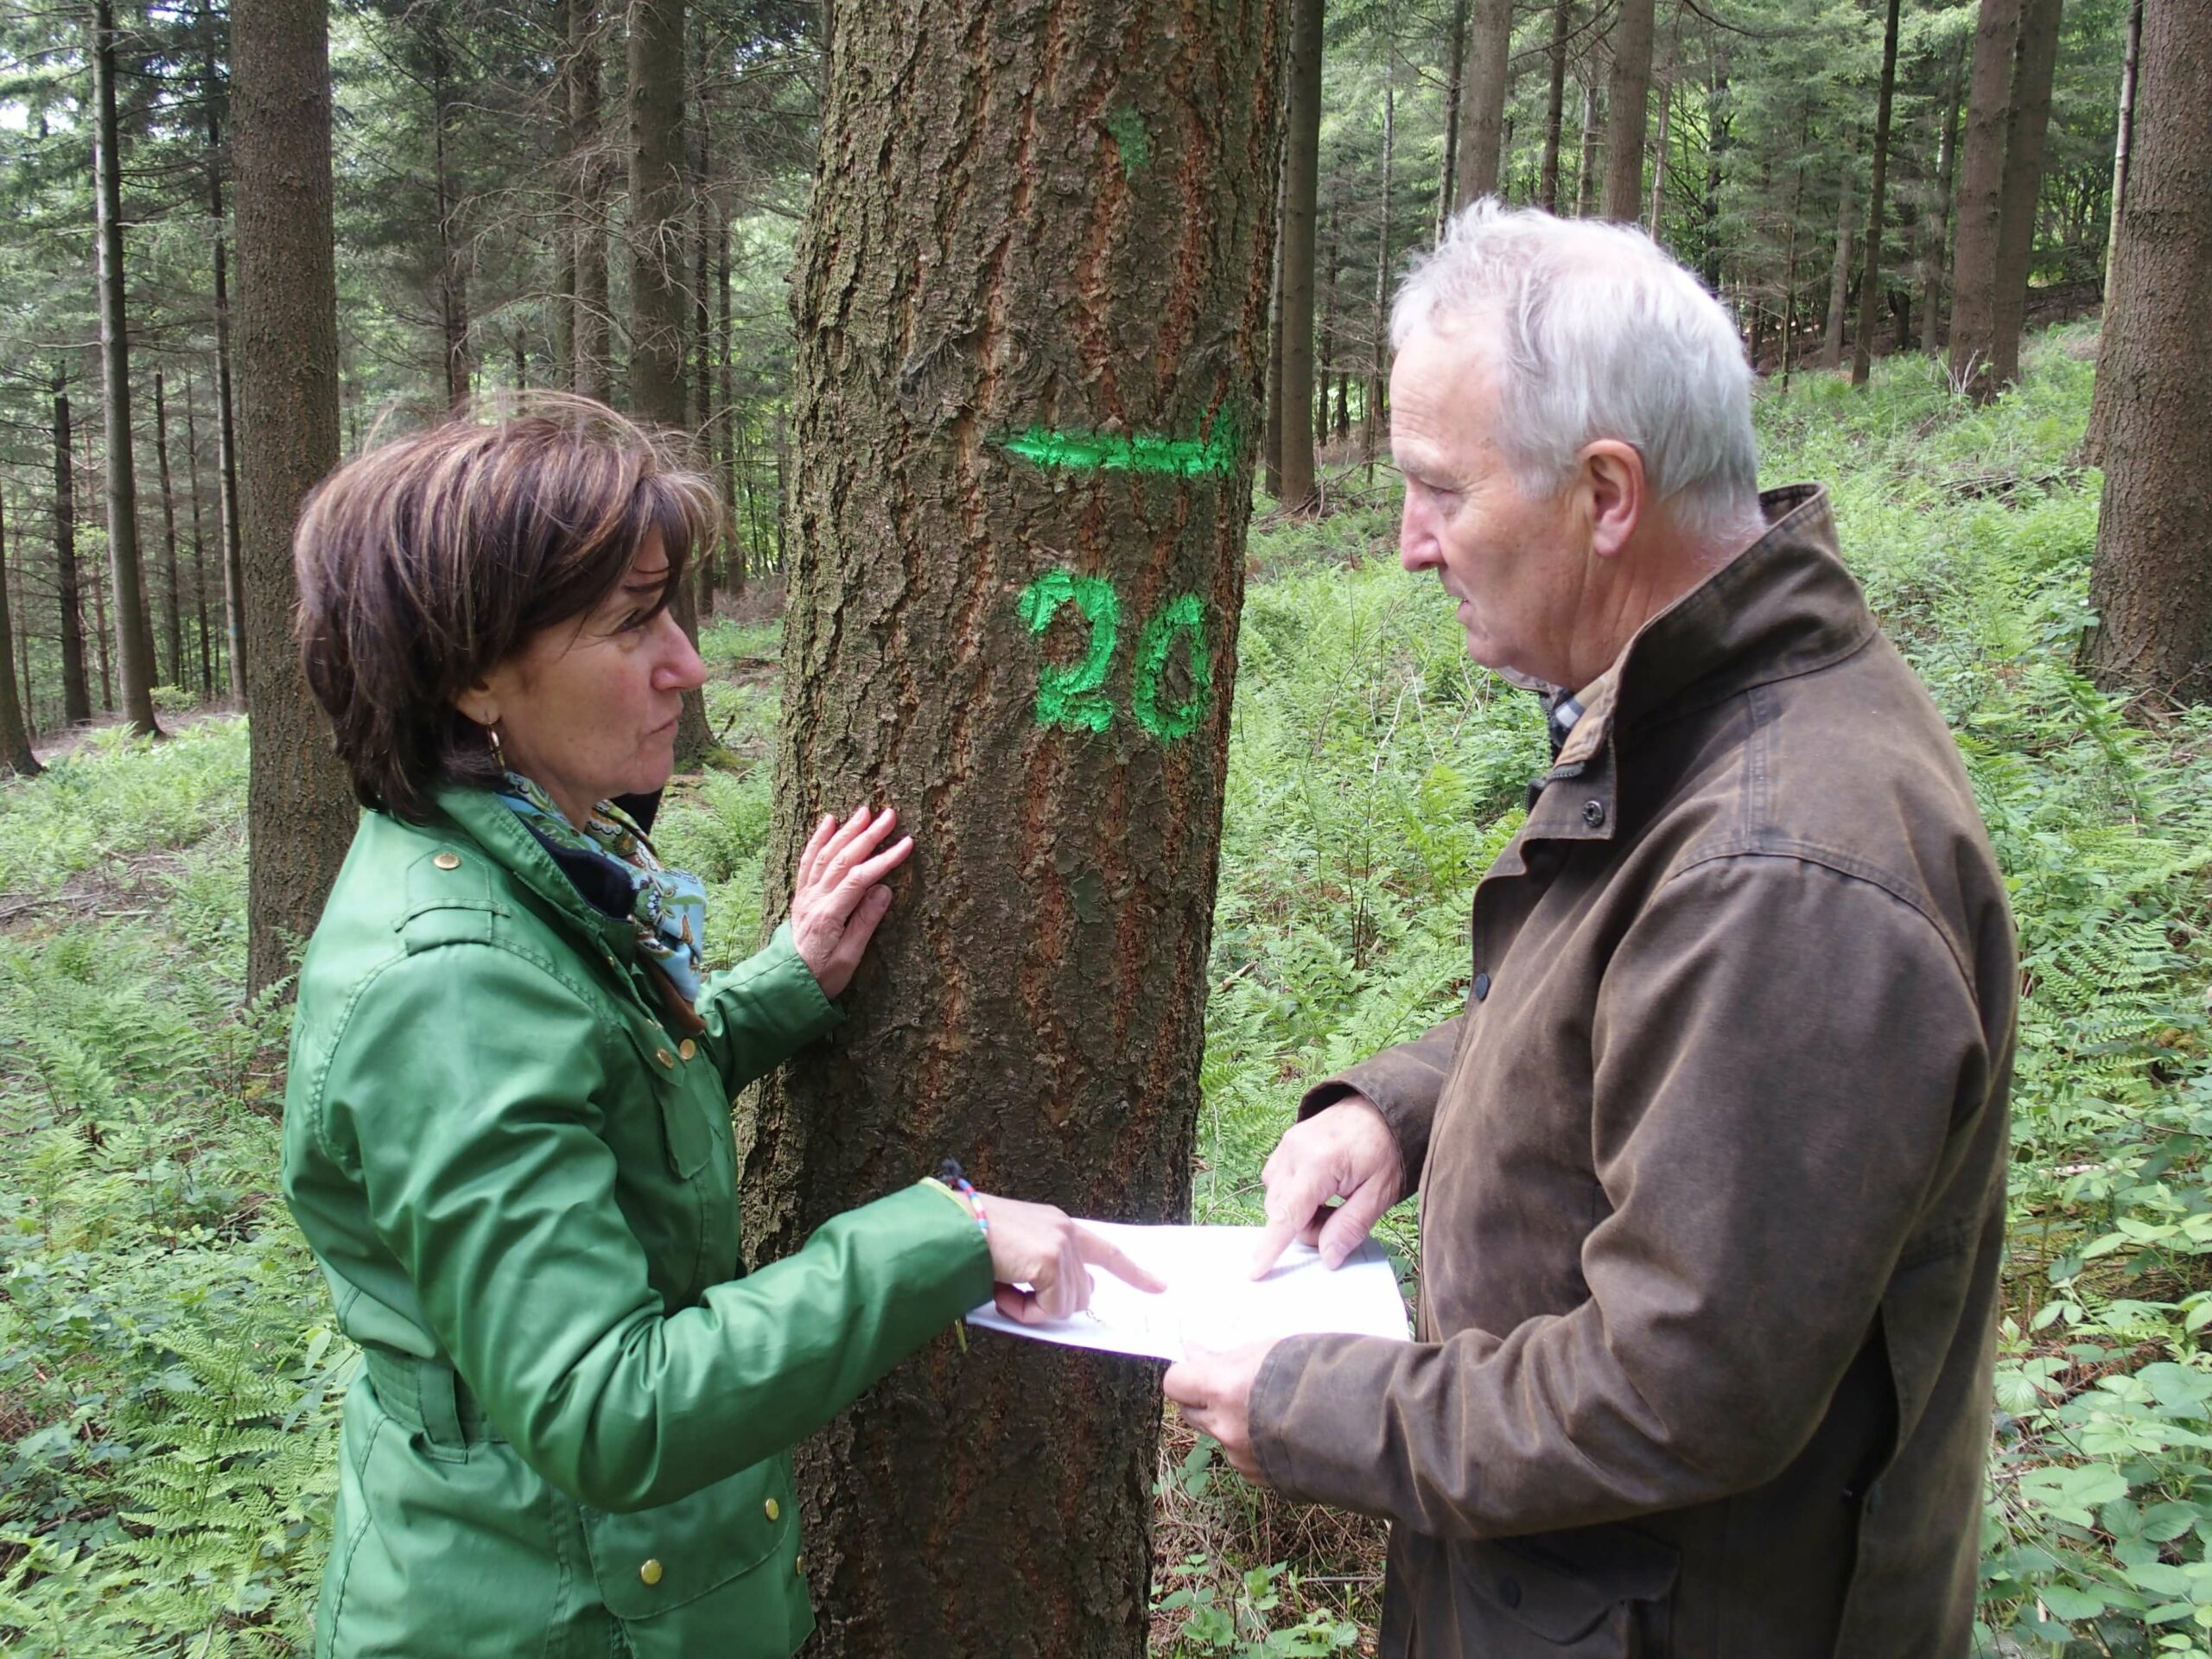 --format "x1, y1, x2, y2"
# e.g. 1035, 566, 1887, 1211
1522, 485, 1874, 846
431, 782, 637, 951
